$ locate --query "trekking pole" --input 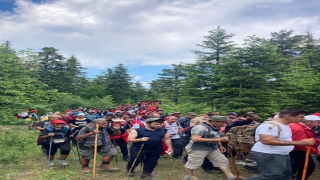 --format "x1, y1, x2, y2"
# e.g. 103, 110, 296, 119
76, 142, 81, 164
93, 124, 100, 178
227, 143, 240, 180
127, 142, 145, 176
113, 137, 118, 162
47, 137, 53, 168
302, 146, 311, 180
